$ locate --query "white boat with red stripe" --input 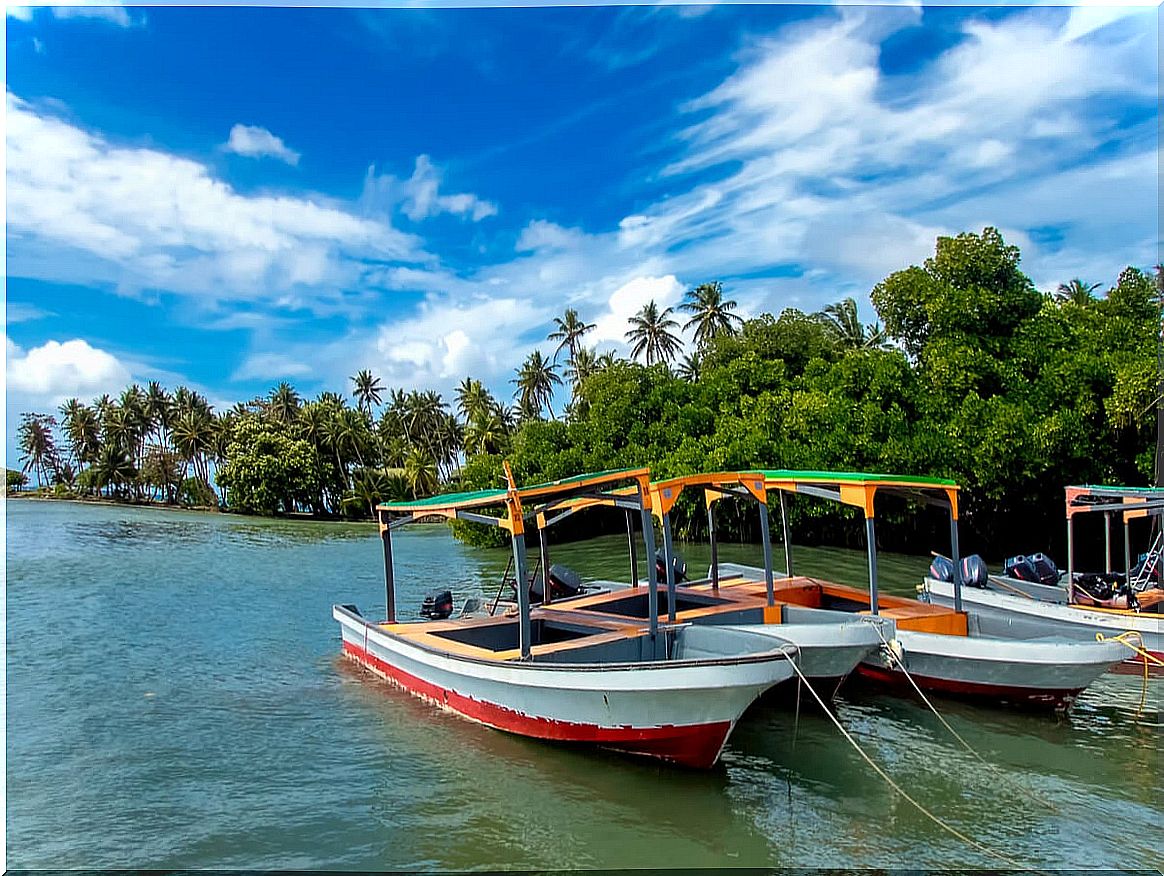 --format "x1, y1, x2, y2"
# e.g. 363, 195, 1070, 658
334, 466, 798, 769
